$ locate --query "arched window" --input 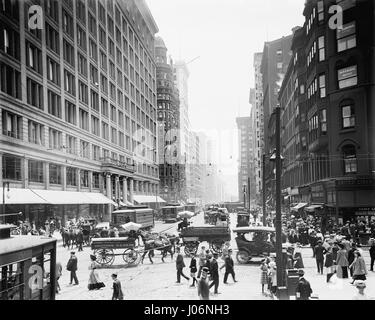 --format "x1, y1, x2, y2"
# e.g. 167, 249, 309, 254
342, 145, 357, 174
